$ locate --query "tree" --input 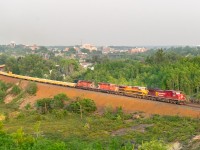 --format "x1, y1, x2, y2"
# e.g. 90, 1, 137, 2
26, 82, 38, 95
67, 98, 97, 114
52, 93, 69, 109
